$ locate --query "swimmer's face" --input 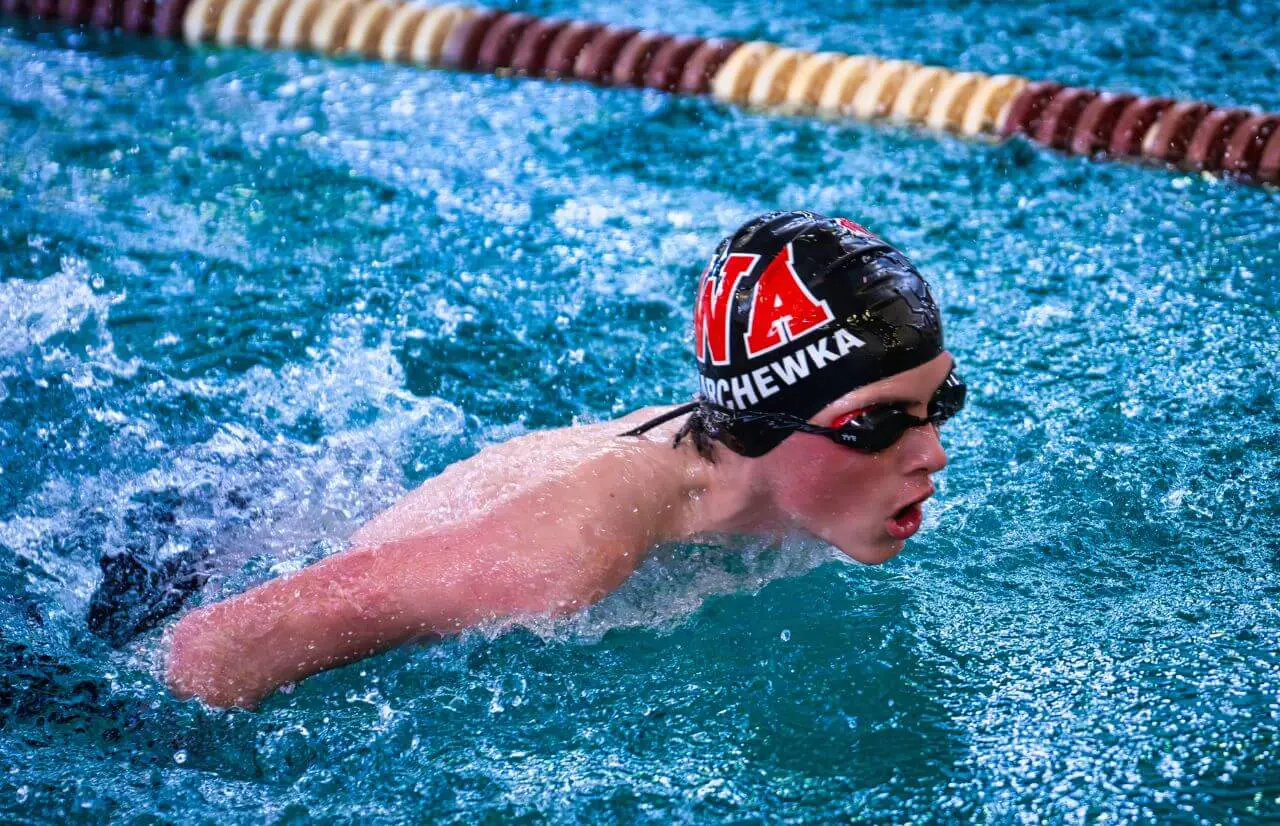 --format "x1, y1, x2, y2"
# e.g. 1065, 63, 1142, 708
761, 352, 954, 564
